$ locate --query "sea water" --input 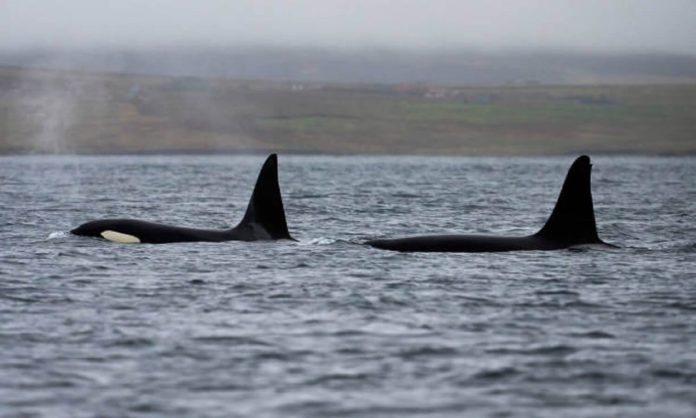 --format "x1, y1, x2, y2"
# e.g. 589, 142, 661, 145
1, 155, 695, 417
